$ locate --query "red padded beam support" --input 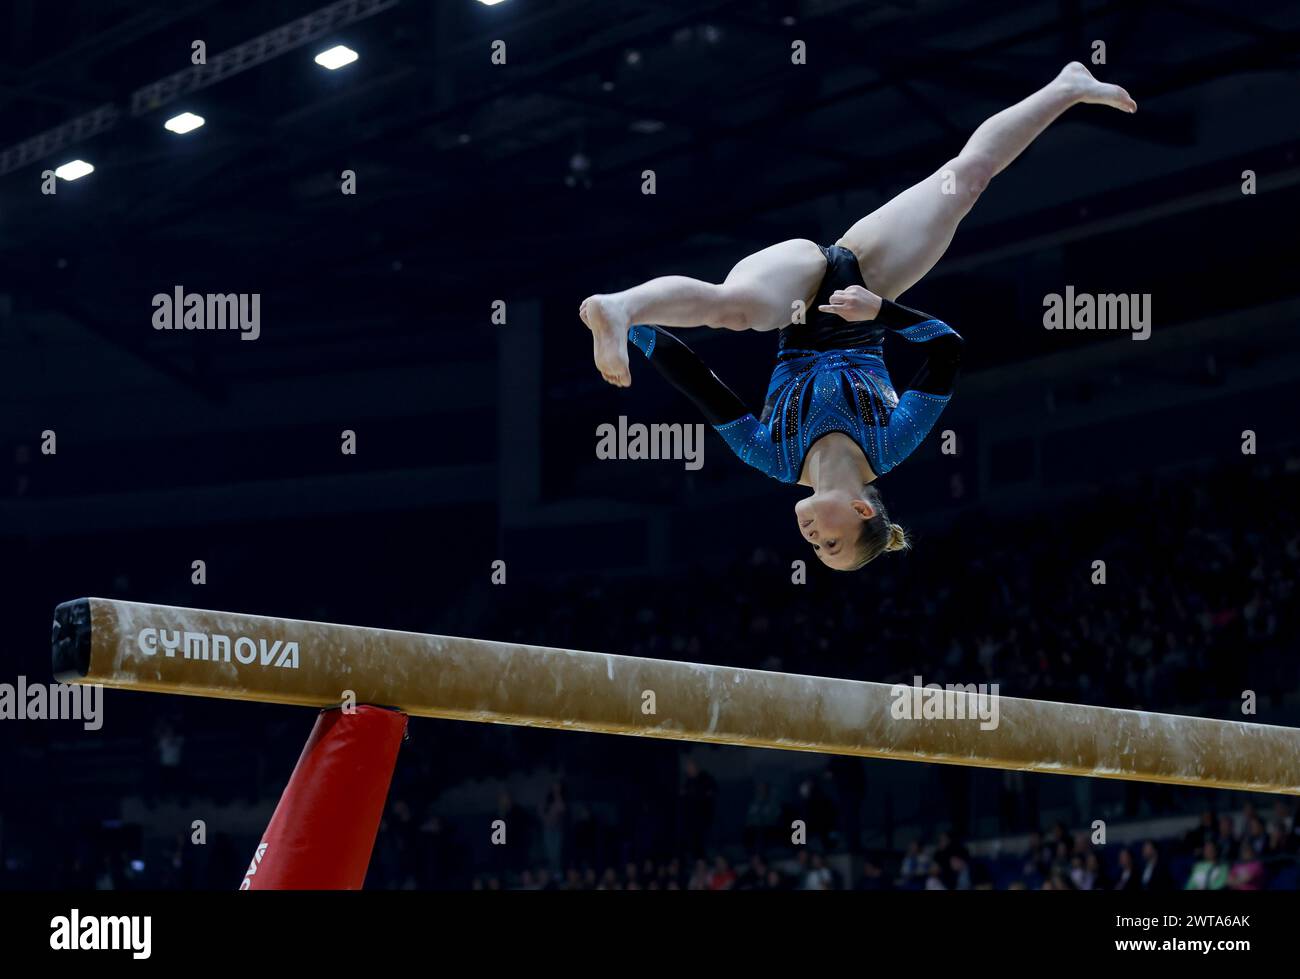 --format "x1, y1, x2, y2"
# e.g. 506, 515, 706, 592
240, 705, 407, 890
